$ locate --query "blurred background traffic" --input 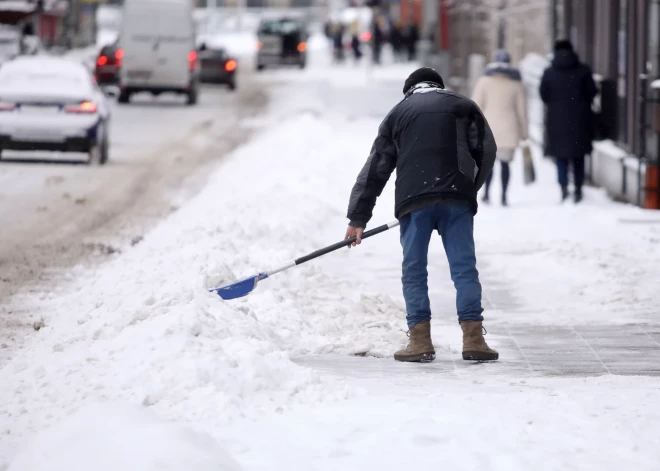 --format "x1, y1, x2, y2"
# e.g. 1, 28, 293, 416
0, 0, 658, 209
